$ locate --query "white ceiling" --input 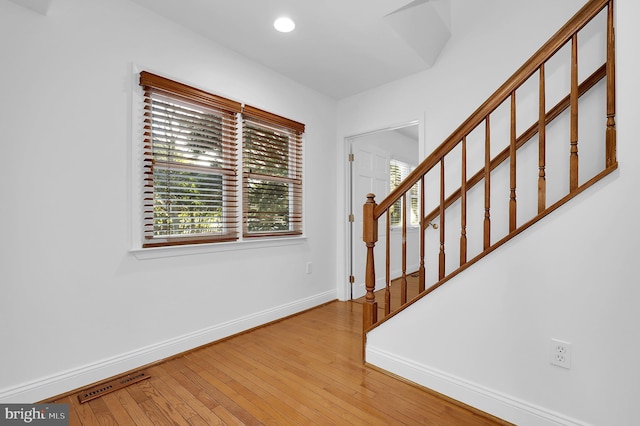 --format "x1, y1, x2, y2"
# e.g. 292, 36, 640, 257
128, 0, 452, 100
